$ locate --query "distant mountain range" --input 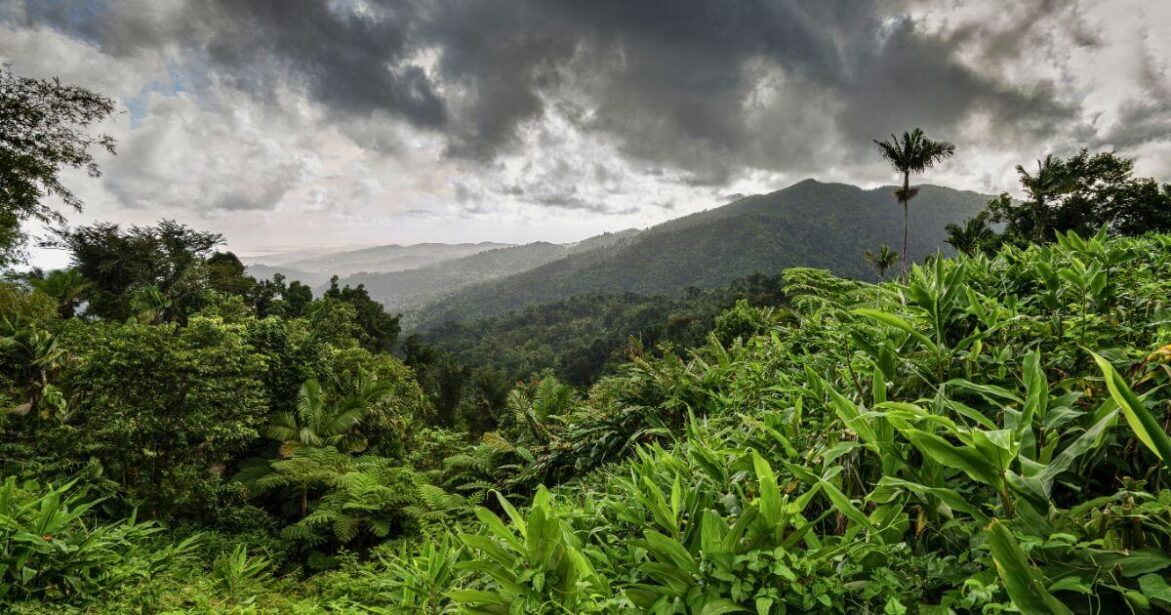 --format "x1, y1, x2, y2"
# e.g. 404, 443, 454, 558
243, 242, 512, 283
336, 230, 639, 314
409, 179, 990, 329
245, 241, 514, 287
243, 179, 991, 330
